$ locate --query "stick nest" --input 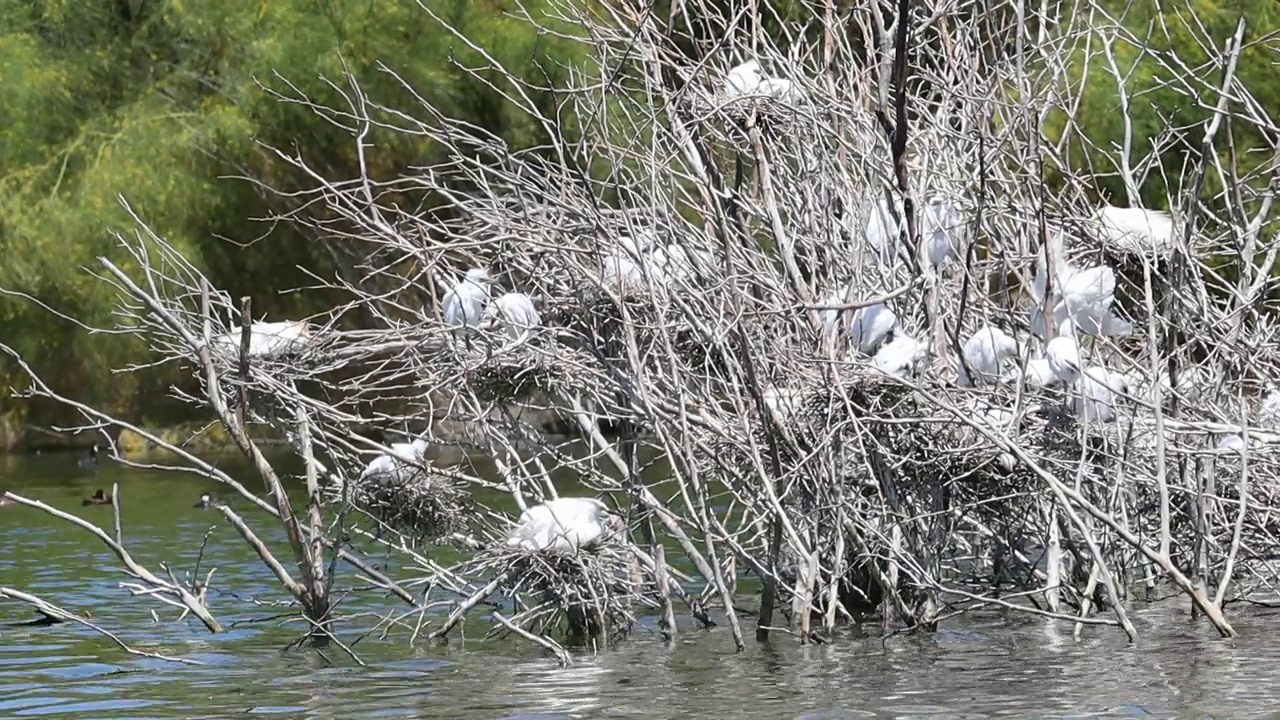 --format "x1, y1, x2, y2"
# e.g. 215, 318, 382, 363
473, 542, 649, 643
335, 466, 468, 544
